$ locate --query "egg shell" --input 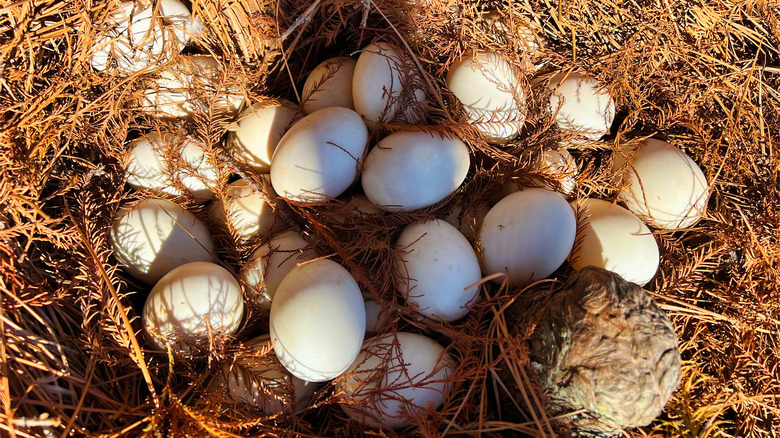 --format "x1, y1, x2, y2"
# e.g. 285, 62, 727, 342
549, 72, 615, 141
271, 107, 368, 203
531, 148, 578, 195
142, 262, 244, 353
141, 55, 244, 119
209, 178, 278, 242
362, 131, 470, 212
338, 332, 452, 429
446, 51, 526, 144
615, 139, 709, 229
270, 259, 366, 382
125, 133, 218, 202
225, 335, 316, 413
90, 0, 192, 74
328, 194, 383, 224
353, 43, 404, 123
479, 188, 576, 286
111, 198, 216, 284
228, 101, 302, 172
443, 202, 490, 243
363, 299, 390, 333
395, 220, 482, 321
242, 230, 318, 308
302, 57, 356, 114
569, 198, 659, 286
